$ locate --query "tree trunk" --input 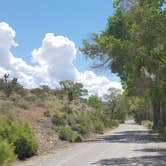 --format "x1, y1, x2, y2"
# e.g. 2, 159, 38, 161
161, 100, 166, 126
152, 100, 160, 129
